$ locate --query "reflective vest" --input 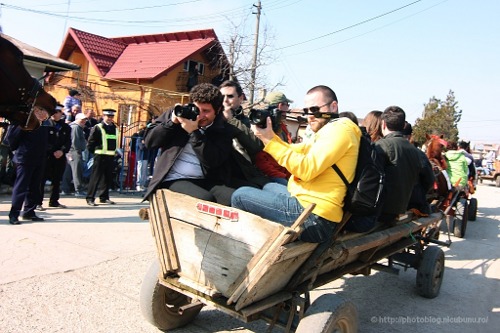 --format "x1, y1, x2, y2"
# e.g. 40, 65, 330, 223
94, 123, 117, 156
